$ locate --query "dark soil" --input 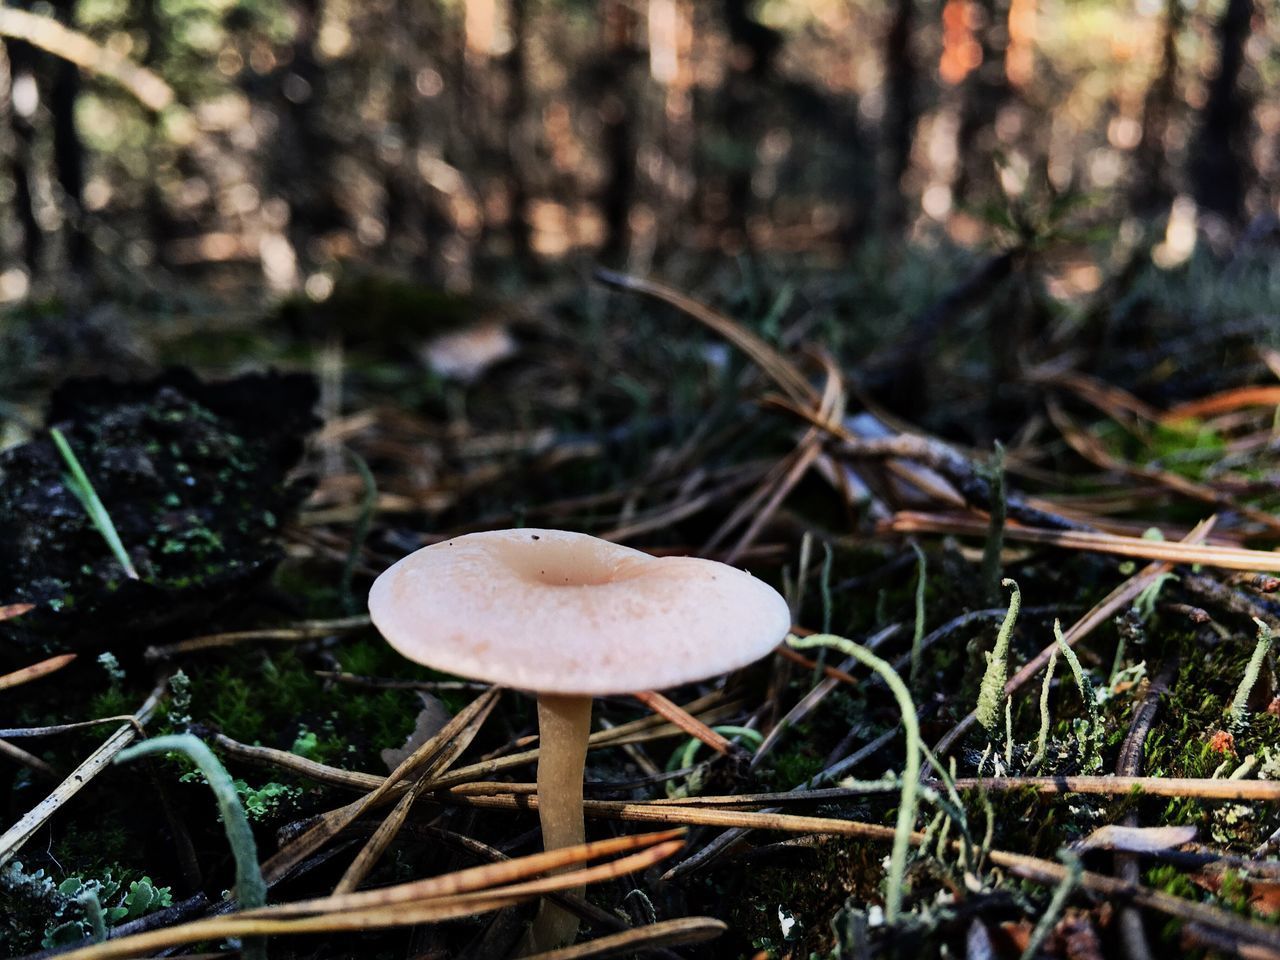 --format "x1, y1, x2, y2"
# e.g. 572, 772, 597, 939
0, 369, 317, 661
